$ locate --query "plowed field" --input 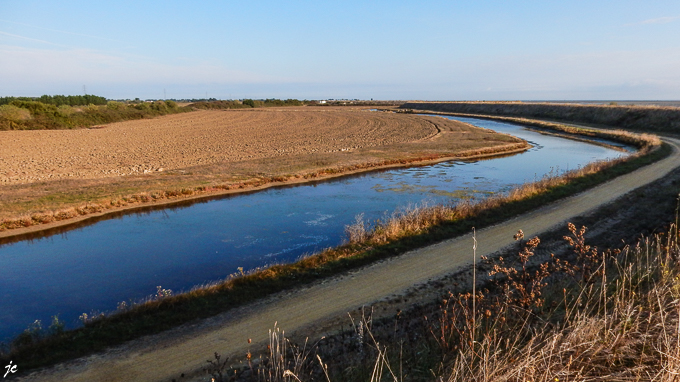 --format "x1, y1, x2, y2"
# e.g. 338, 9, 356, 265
1, 109, 449, 184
